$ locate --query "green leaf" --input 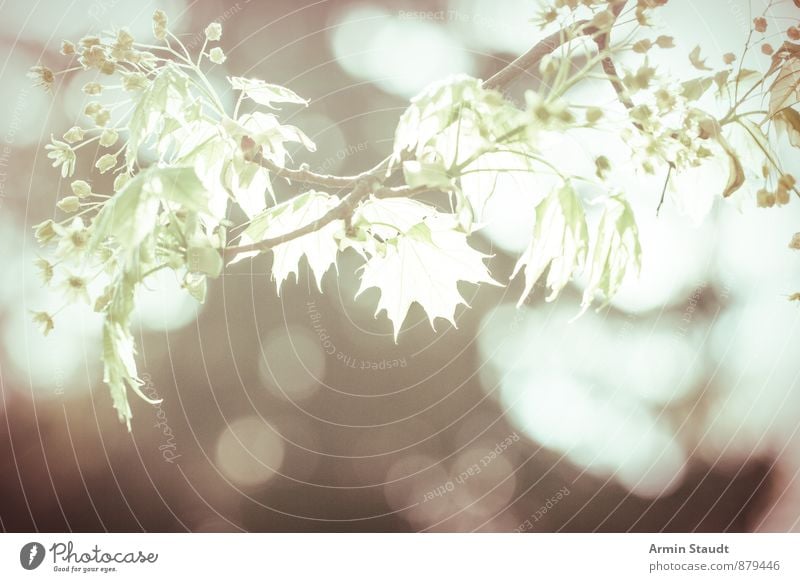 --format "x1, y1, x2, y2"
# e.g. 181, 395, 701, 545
511, 183, 588, 305
91, 166, 208, 251
355, 210, 500, 341
236, 191, 343, 292
769, 59, 800, 116
126, 65, 190, 169
402, 160, 452, 189
775, 107, 800, 147
183, 273, 208, 303
688, 46, 712, 71
580, 196, 641, 314
717, 135, 745, 198
227, 157, 272, 217
682, 77, 713, 101
186, 244, 223, 278
229, 76, 308, 108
